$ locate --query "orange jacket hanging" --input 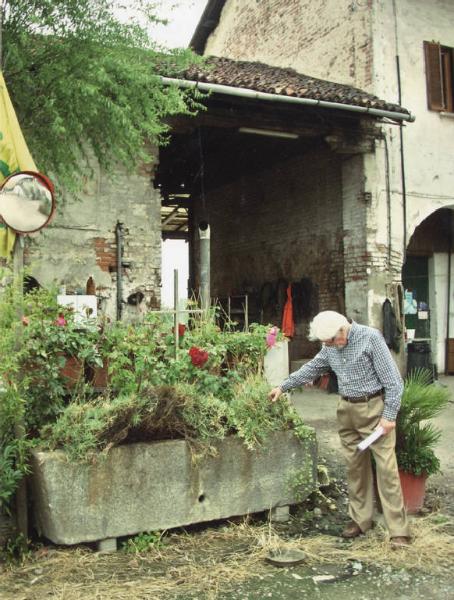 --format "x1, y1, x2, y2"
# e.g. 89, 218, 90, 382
282, 283, 295, 338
